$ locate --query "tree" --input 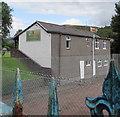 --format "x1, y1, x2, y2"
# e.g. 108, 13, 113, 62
97, 26, 116, 39
111, 1, 120, 53
14, 29, 22, 37
1, 2, 13, 43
